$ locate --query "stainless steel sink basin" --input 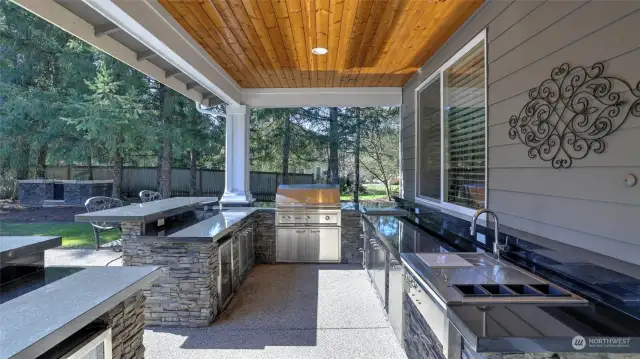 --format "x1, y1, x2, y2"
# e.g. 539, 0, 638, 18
418, 252, 500, 268
413, 252, 587, 305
